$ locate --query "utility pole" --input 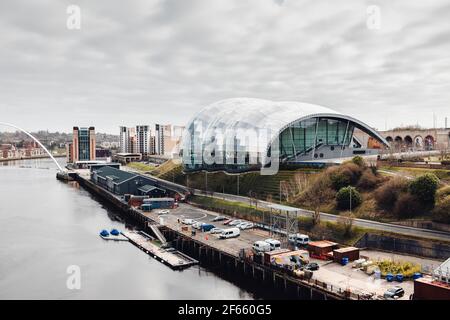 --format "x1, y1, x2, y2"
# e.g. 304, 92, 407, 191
279, 181, 282, 204
237, 174, 240, 195
349, 187, 352, 213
